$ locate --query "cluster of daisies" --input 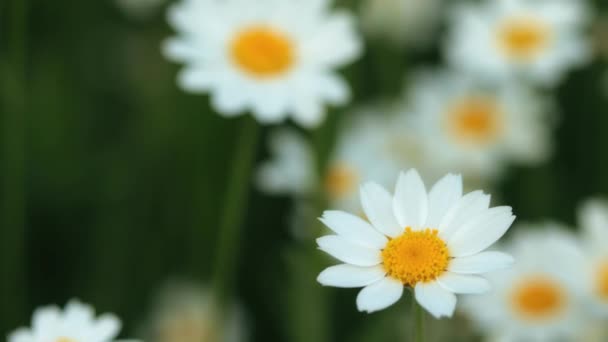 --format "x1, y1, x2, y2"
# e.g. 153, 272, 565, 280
15, 0, 601, 340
